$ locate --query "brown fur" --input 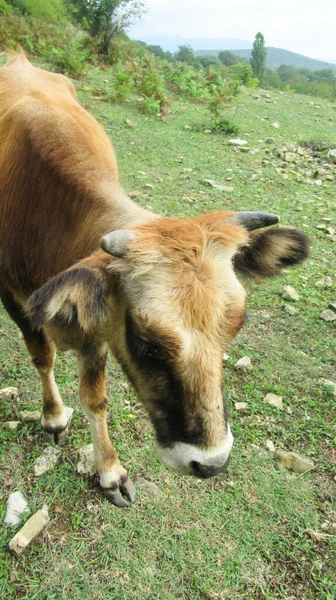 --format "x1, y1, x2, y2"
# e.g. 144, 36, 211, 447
0, 54, 310, 486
